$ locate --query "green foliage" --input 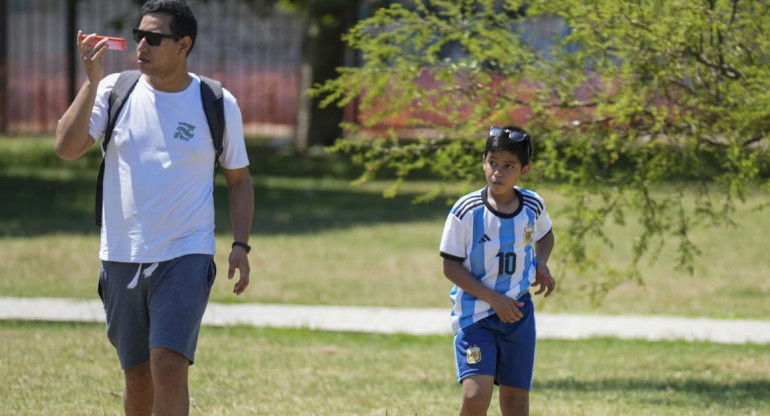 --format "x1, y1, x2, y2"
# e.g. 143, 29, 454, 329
312, 0, 770, 300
